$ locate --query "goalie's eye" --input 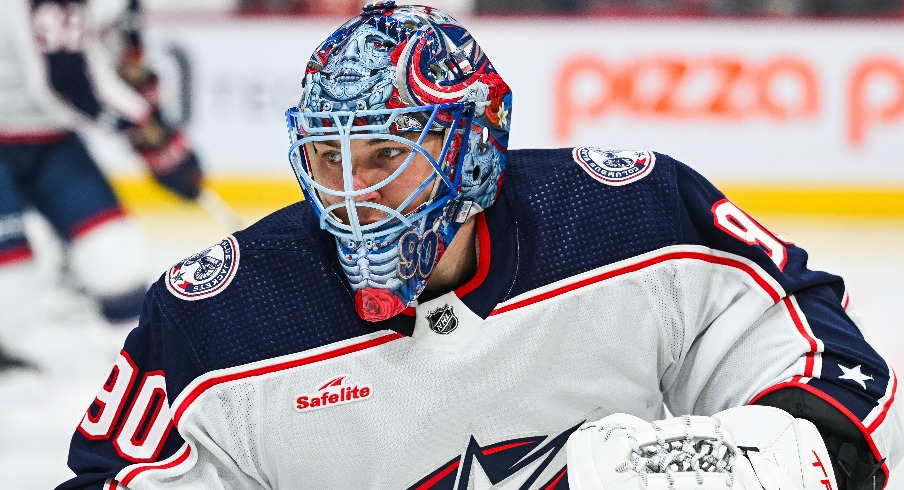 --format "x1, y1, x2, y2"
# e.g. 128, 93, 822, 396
380, 147, 405, 159
324, 151, 342, 165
